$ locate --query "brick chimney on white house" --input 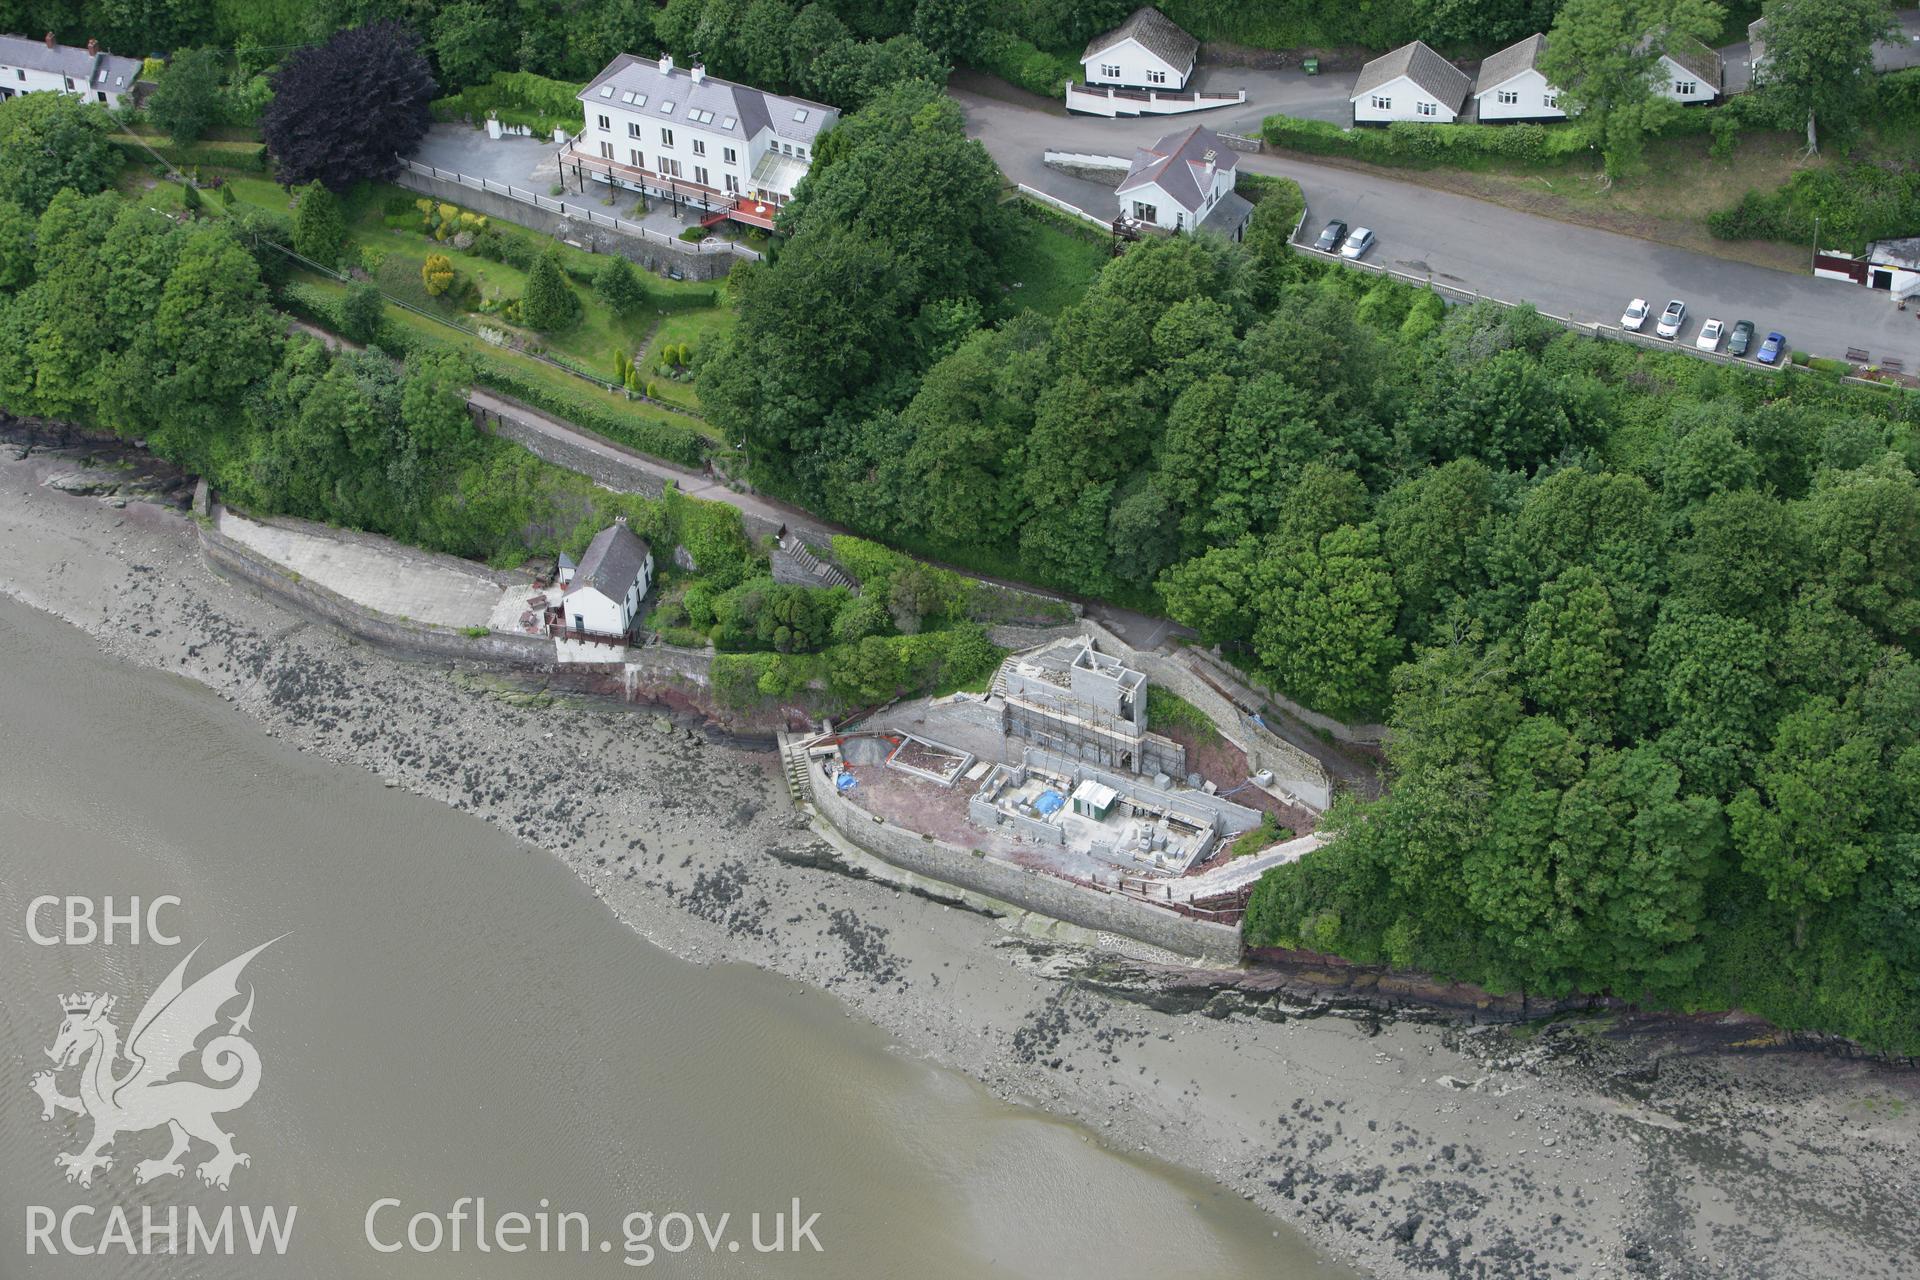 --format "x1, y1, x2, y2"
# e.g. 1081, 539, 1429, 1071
43, 31, 55, 48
